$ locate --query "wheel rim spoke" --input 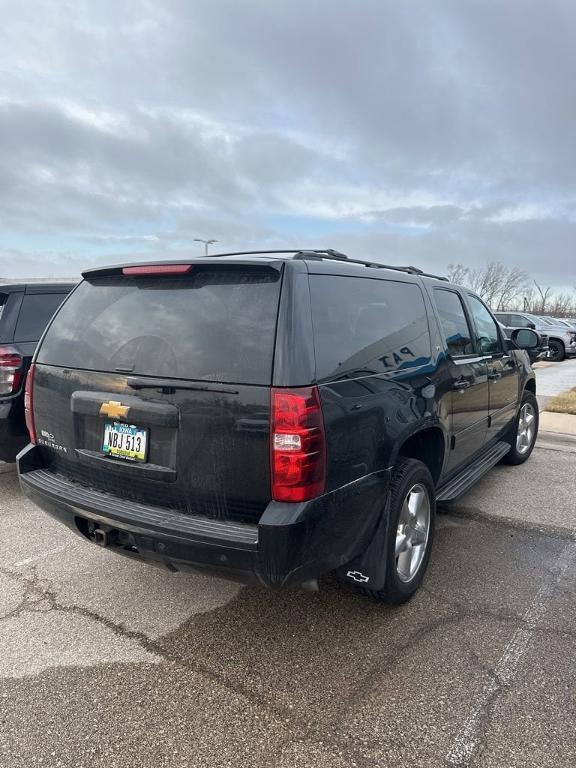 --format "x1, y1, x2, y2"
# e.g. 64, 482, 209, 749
395, 532, 409, 556
397, 546, 414, 580
399, 500, 411, 526
408, 489, 424, 517
410, 527, 427, 547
